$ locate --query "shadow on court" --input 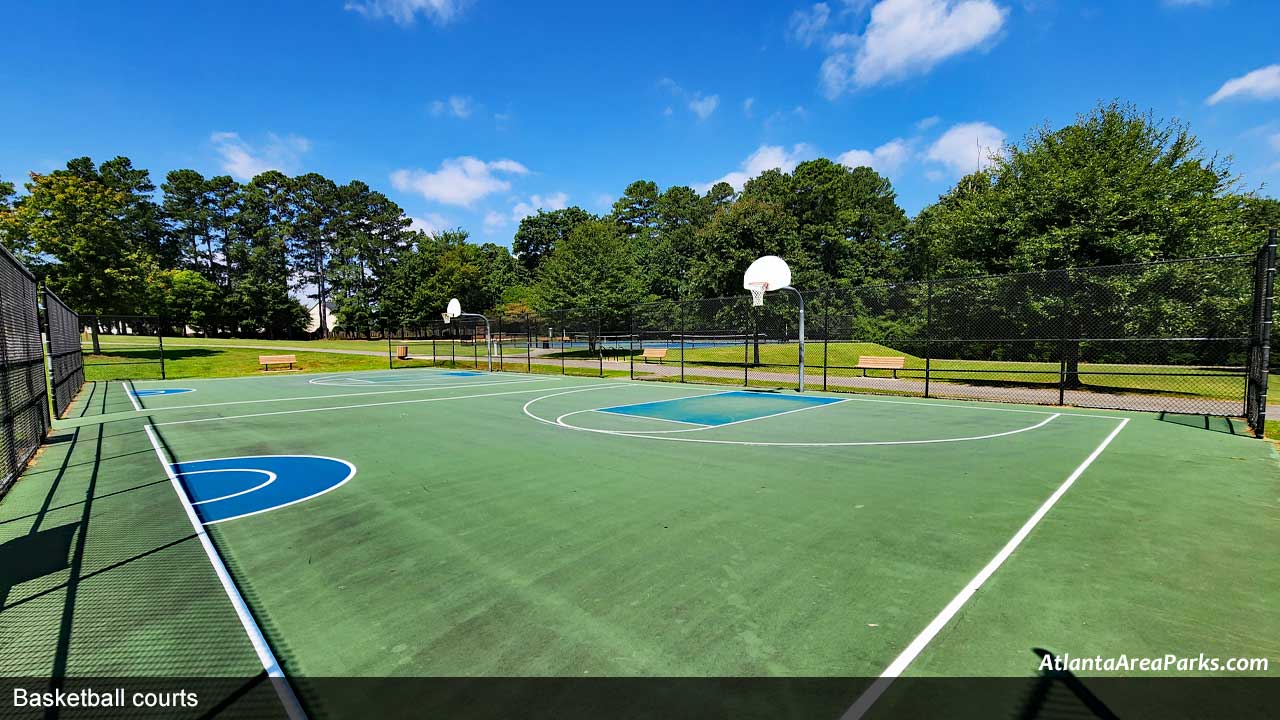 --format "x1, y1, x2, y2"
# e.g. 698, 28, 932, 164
1157, 412, 1245, 435
0, 412, 270, 713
